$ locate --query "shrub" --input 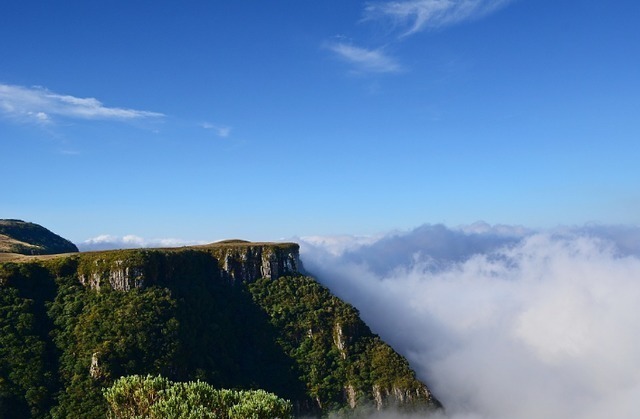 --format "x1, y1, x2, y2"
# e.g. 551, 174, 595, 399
104, 375, 292, 419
